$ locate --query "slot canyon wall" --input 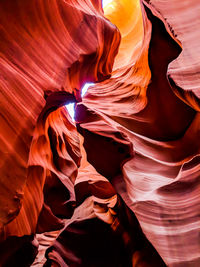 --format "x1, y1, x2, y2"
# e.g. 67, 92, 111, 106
0, 0, 200, 266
